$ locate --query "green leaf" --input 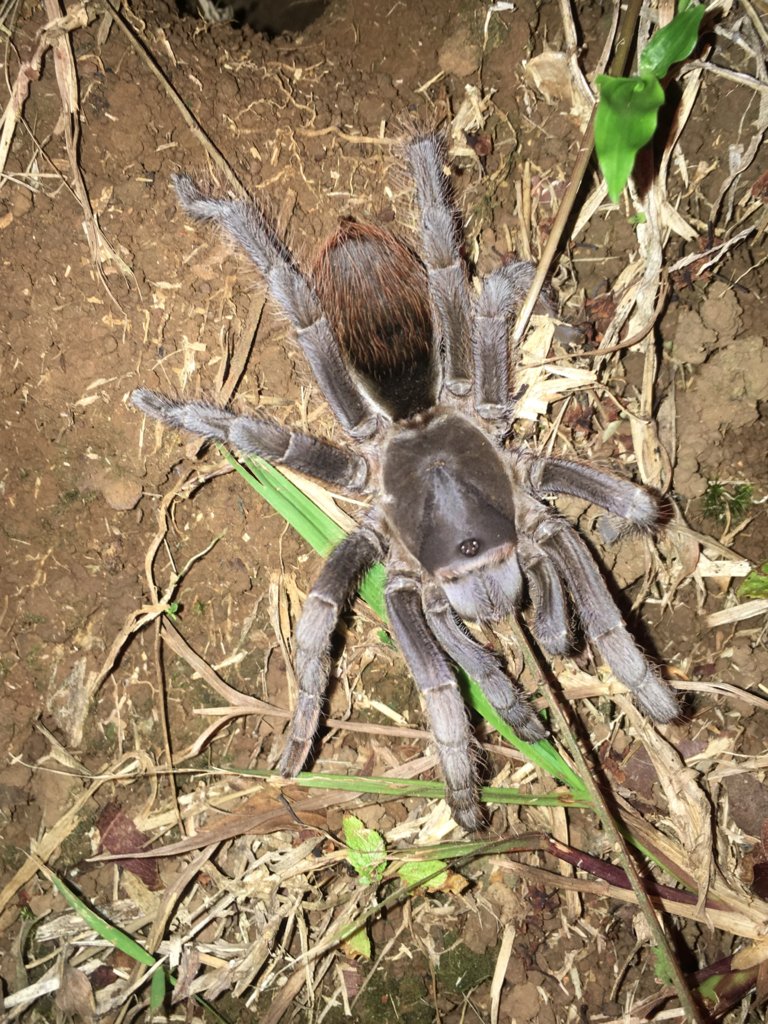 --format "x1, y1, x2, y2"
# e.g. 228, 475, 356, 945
343, 925, 372, 959
738, 563, 768, 600
48, 871, 156, 967
640, 5, 706, 79
150, 969, 167, 1011
397, 859, 449, 891
343, 814, 387, 886
595, 72, 666, 202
